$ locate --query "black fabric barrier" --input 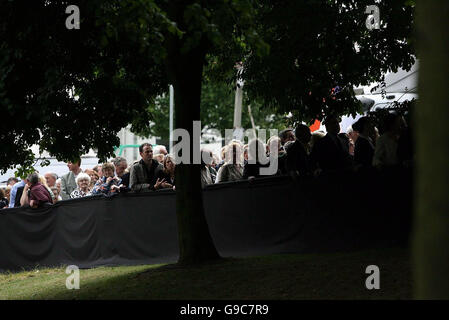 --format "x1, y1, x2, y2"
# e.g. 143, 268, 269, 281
0, 169, 413, 272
